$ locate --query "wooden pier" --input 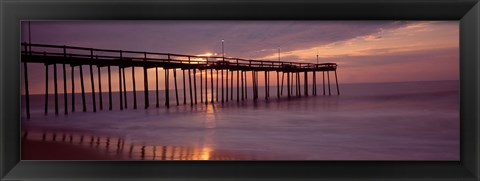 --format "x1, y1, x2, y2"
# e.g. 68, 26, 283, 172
21, 43, 340, 118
